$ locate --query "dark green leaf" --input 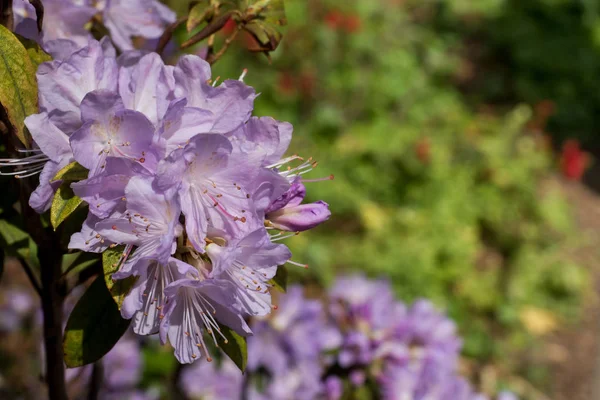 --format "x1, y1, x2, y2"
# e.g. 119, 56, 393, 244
50, 182, 83, 230
63, 276, 131, 368
268, 265, 287, 292
52, 161, 88, 182
102, 245, 137, 310
218, 322, 247, 372
243, 20, 282, 52
0, 24, 40, 147
62, 251, 100, 276
0, 219, 39, 268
